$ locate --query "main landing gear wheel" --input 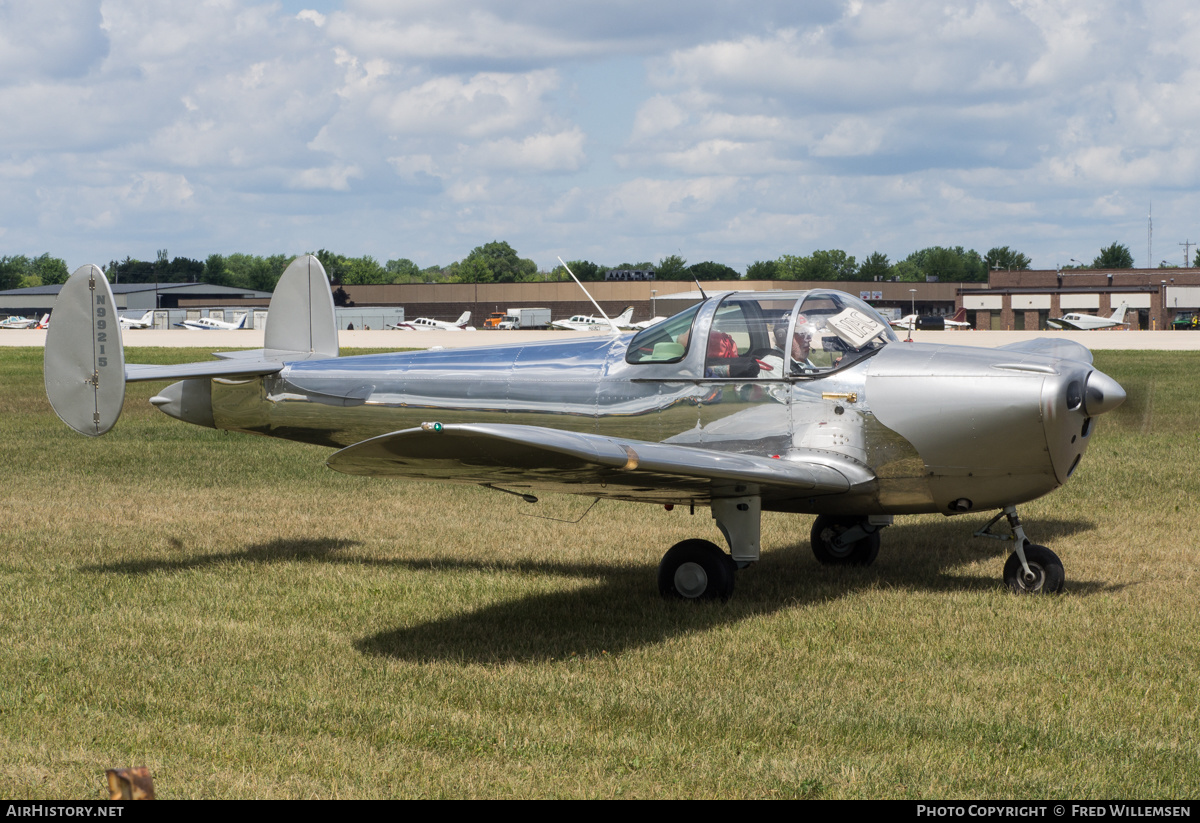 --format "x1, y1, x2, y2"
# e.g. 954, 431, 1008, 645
658, 539, 737, 601
810, 515, 881, 566
1003, 544, 1064, 594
